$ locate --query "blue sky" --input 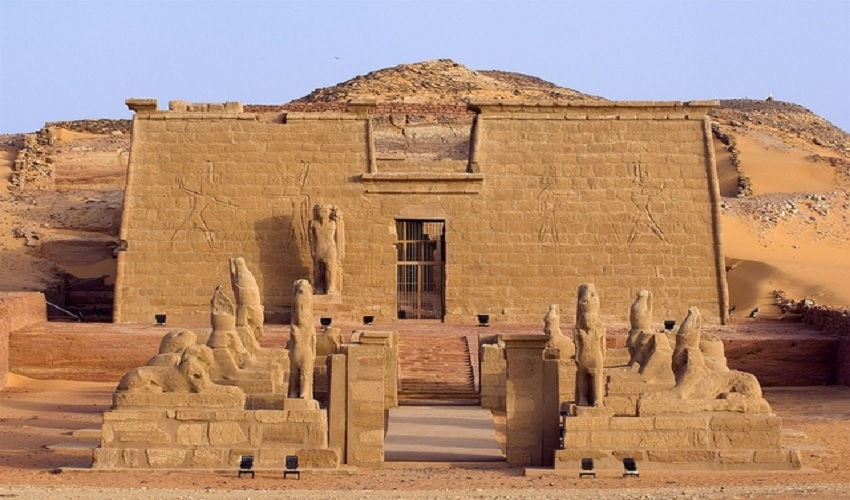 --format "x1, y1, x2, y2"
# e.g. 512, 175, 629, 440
1, 0, 848, 134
